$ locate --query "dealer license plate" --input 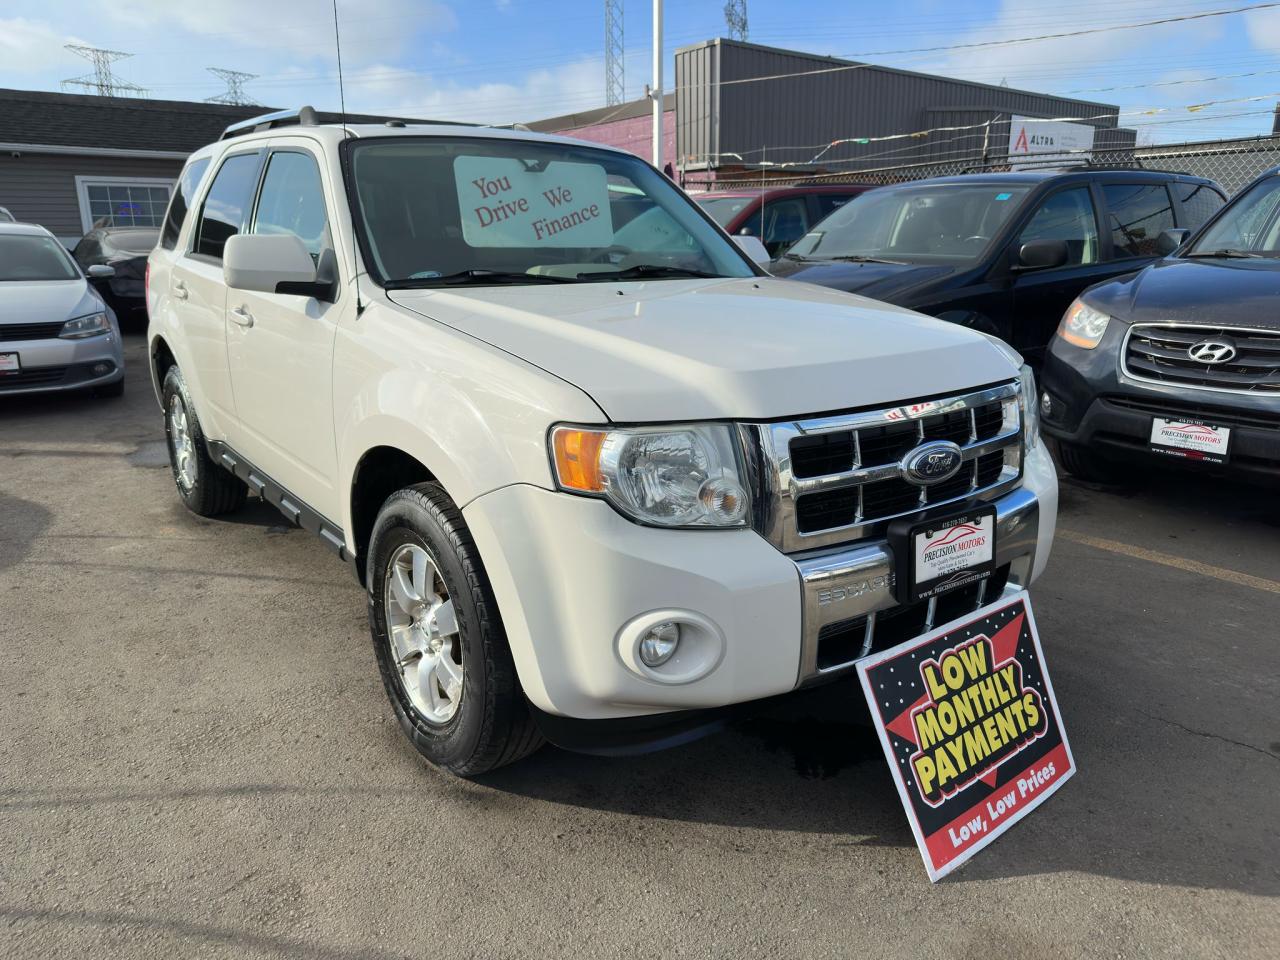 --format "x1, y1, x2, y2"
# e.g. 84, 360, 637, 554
0, 353, 20, 374
900, 508, 996, 604
1149, 417, 1230, 465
